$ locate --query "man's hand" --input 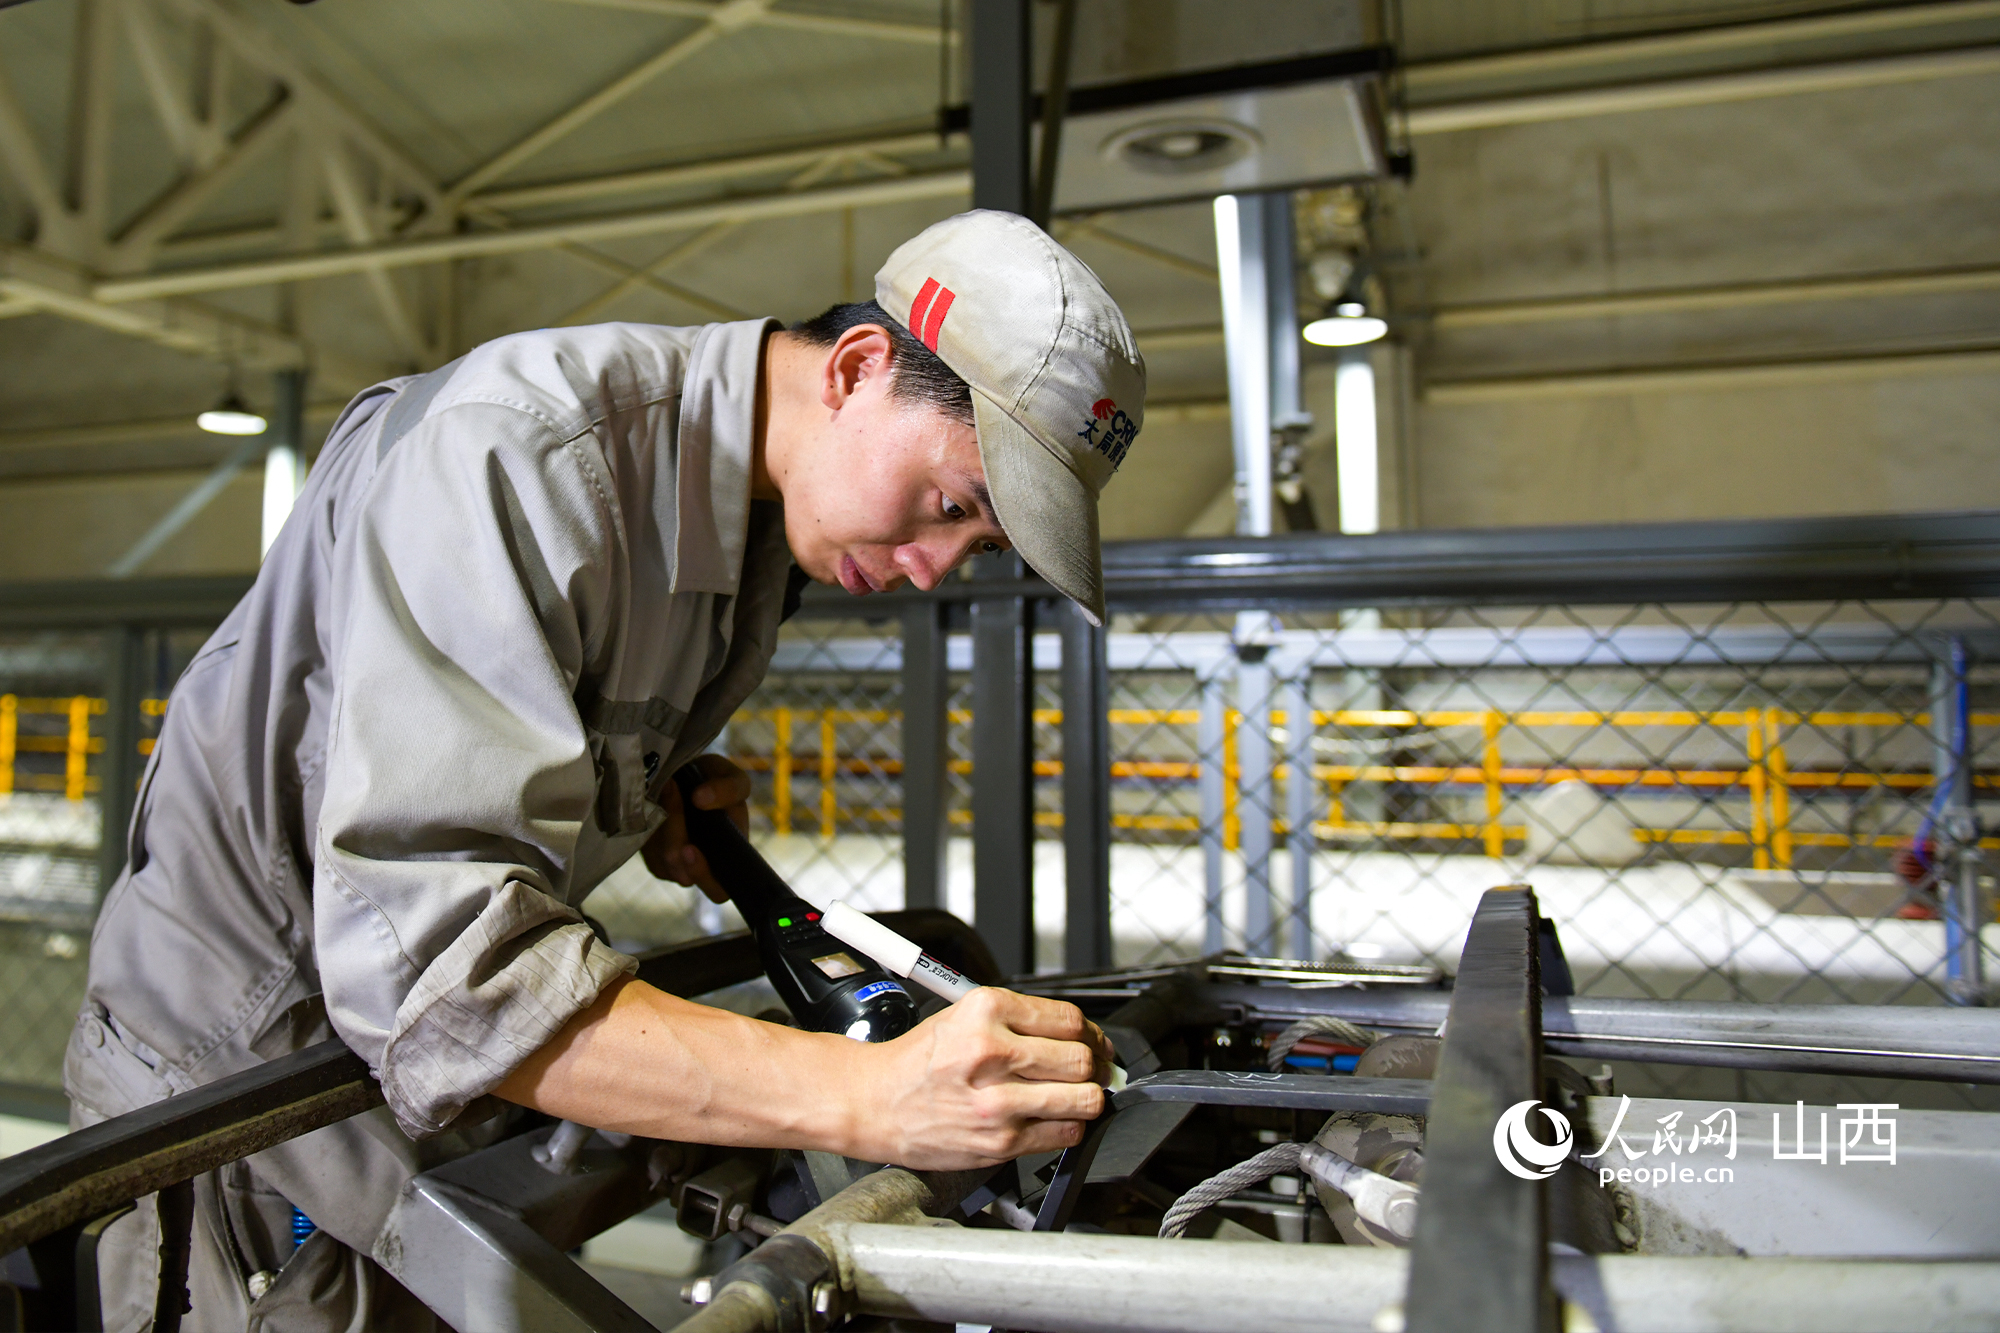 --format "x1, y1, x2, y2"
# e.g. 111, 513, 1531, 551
858, 988, 1115, 1170
496, 979, 1113, 1172
642, 755, 751, 903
